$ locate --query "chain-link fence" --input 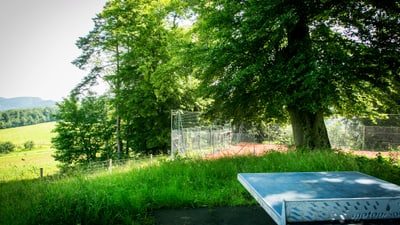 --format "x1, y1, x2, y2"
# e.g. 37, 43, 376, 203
171, 110, 293, 158
171, 110, 234, 157
328, 115, 400, 151
362, 126, 400, 150
327, 118, 363, 150
171, 111, 400, 158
